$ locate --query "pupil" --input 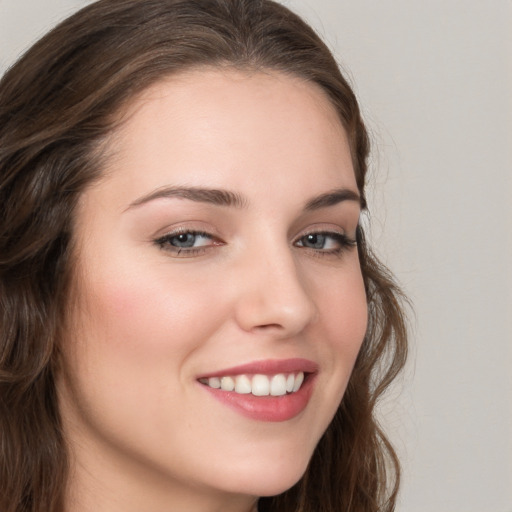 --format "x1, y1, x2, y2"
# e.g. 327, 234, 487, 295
173, 233, 195, 247
307, 234, 324, 248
